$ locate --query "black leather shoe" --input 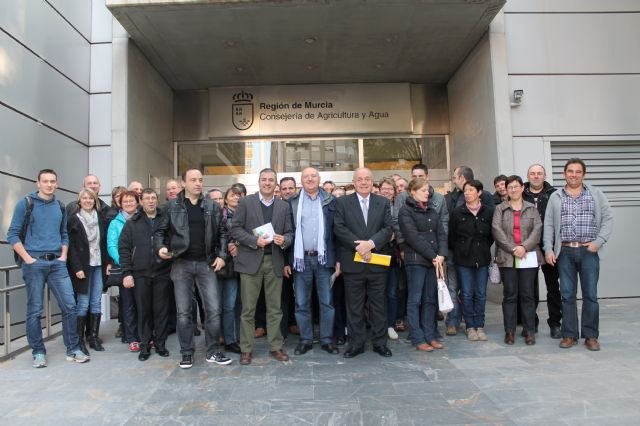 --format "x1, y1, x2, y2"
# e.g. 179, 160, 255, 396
294, 343, 313, 355
138, 350, 151, 361
550, 326, 562, 339
320, 343, 339, 354
335, 336, 346, 346
372, 345, 392, 357
225, 342, 241, 354
343, 346, 364, 359
156, 347, 170, 357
